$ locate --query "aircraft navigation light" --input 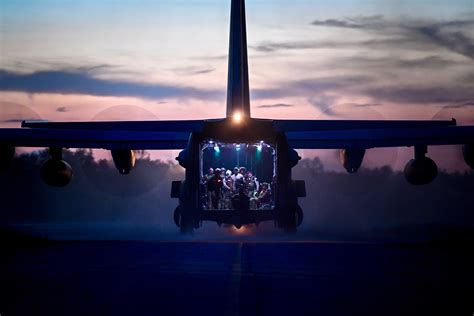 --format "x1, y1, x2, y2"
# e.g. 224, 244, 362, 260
233, 112, 242, 123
